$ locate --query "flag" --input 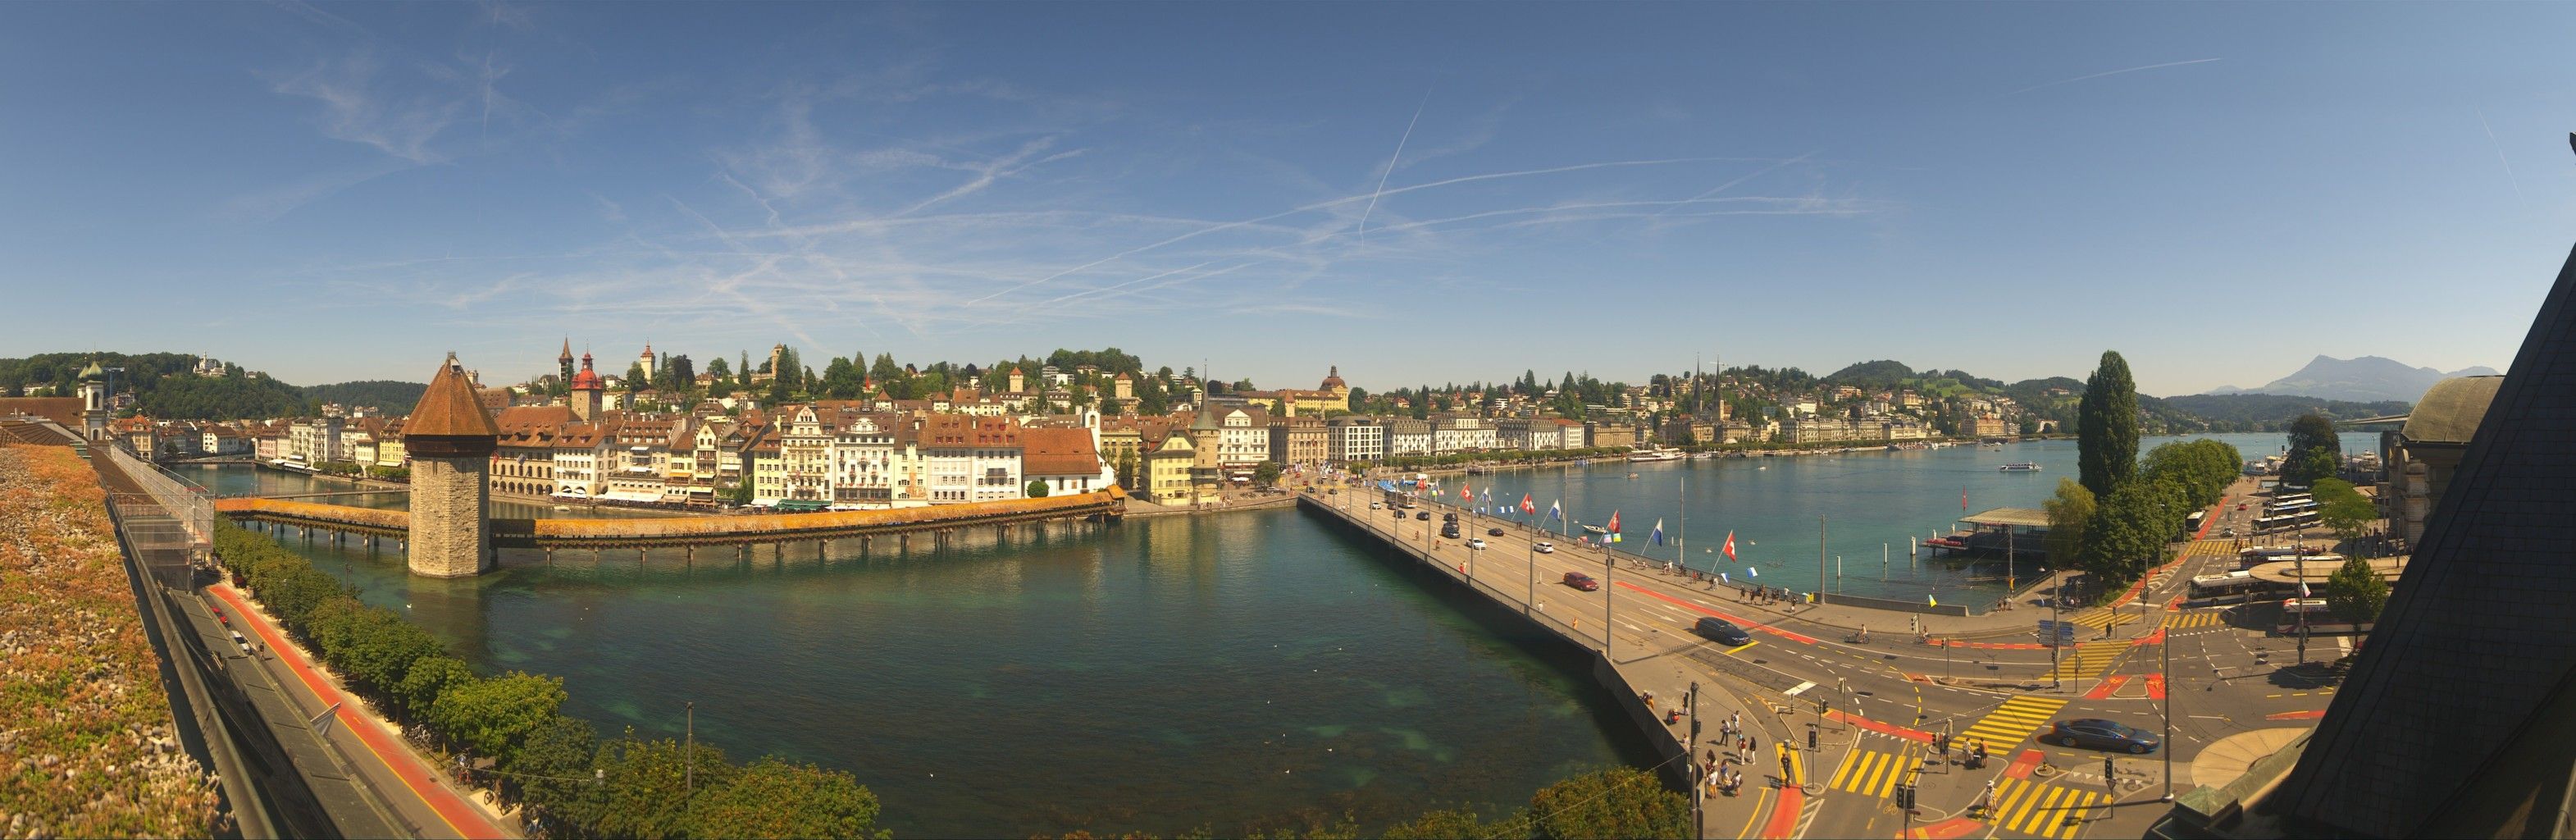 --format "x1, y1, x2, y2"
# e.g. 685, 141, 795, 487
1961, 487, 1968, 513
1521, 494, 1536, 514
1928, 594, 1939, 607
1722, 531, 1738, 562
1650, 518, 1666, 546
2299, 581, 2311, 598
1607, 510, 1622, 533
1483, 487, 1492, 504
1748, 566, 1759, 578
1720, 572, 1730, 583
1548, 500, 1562, 521
1461, 483, 1472, 501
